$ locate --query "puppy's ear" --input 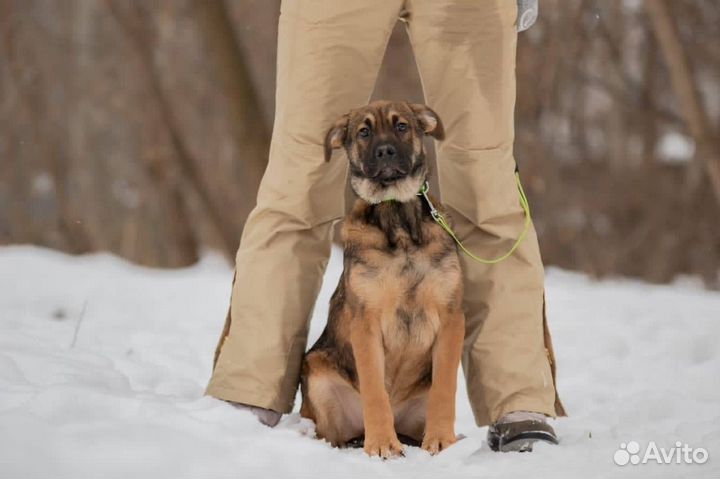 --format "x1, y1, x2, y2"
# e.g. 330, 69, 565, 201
324, 115, 349, 162
409, 103, 445, 140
